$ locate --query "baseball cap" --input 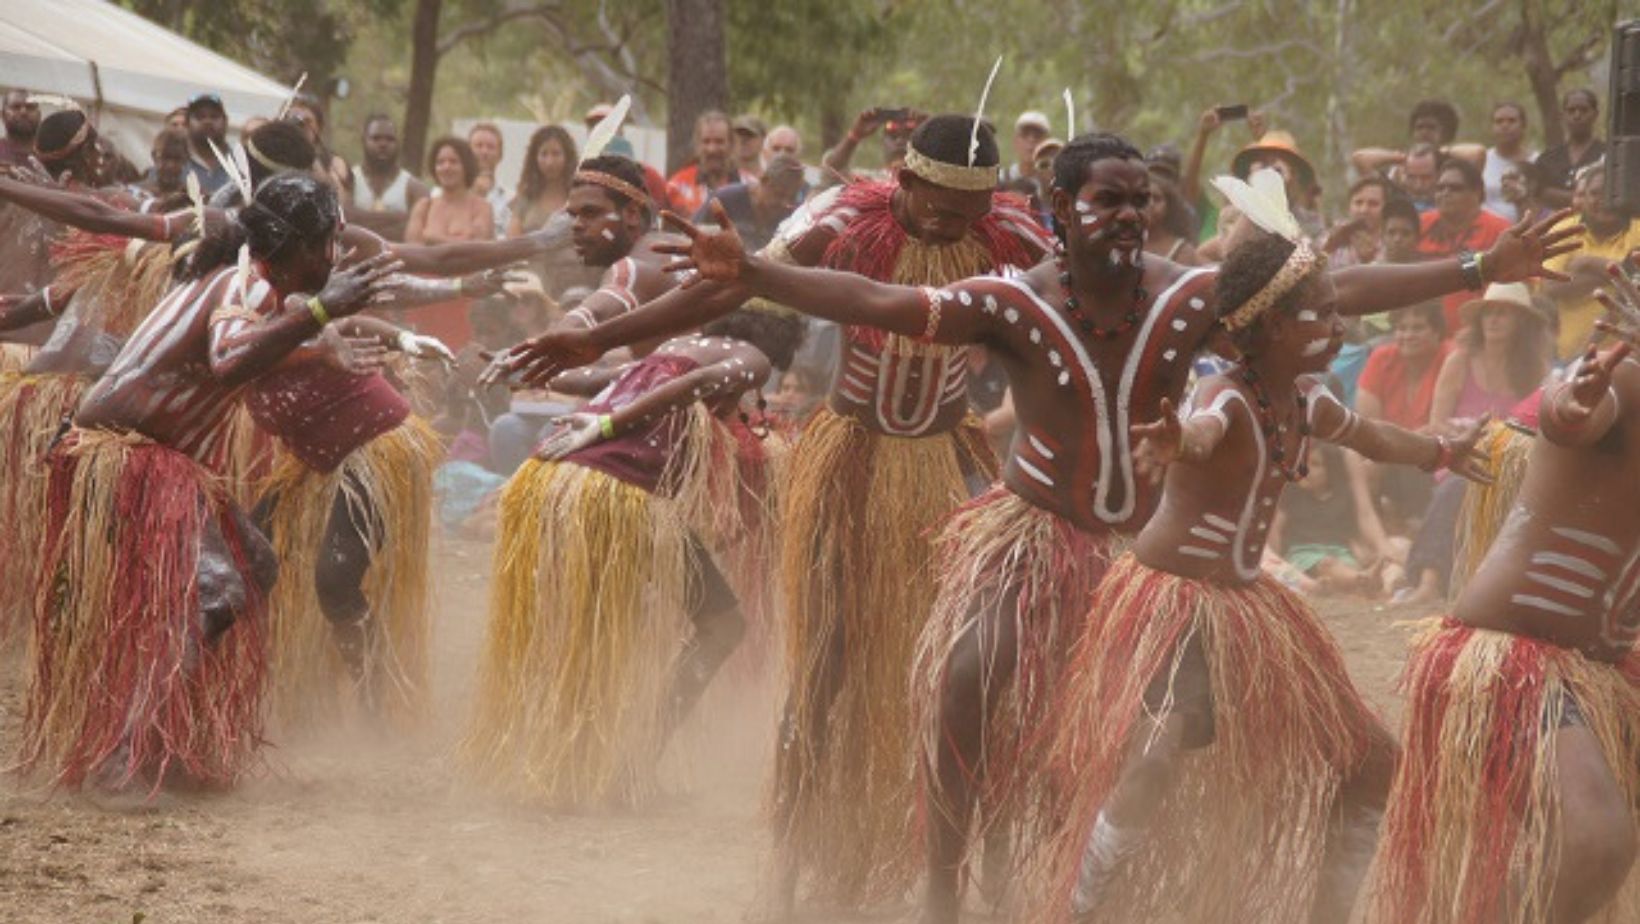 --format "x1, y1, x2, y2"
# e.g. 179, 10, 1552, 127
732, 115, 767, 138
186, 92, 225, 115
1015, 111, 1051, 133
584, 102, 614, 126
